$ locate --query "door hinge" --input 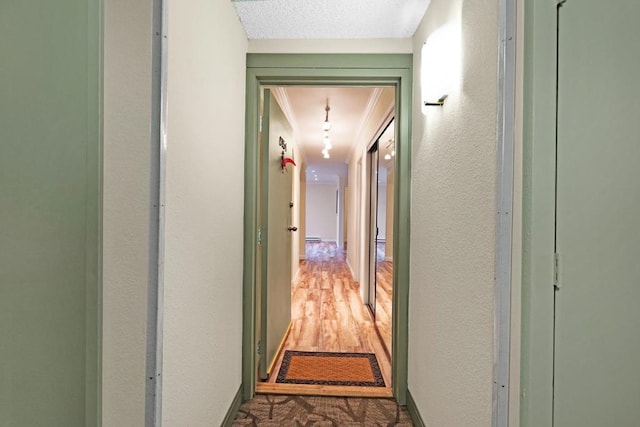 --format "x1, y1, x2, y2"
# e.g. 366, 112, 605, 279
553, 252, 562, 290
257, 228, 263, 245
